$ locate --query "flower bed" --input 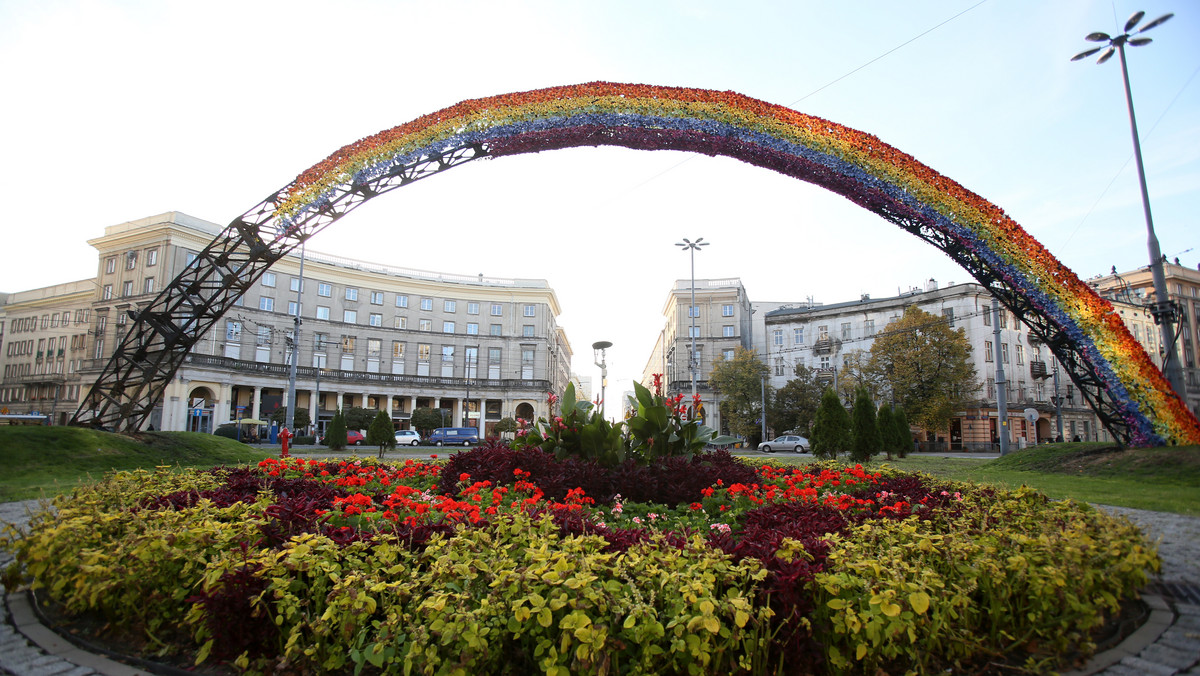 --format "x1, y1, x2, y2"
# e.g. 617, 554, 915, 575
2, 444, 1158, 675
